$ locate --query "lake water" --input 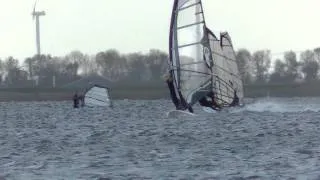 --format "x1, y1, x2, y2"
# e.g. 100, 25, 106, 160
1, 98, 320, 179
